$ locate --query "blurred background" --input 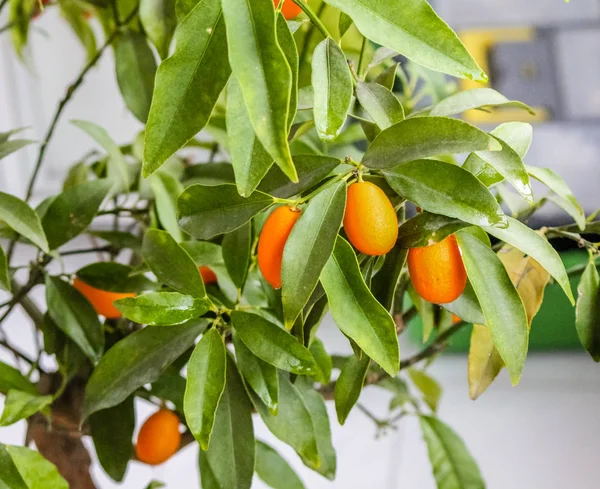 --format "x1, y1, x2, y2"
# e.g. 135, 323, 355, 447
1, 0, 600, 488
